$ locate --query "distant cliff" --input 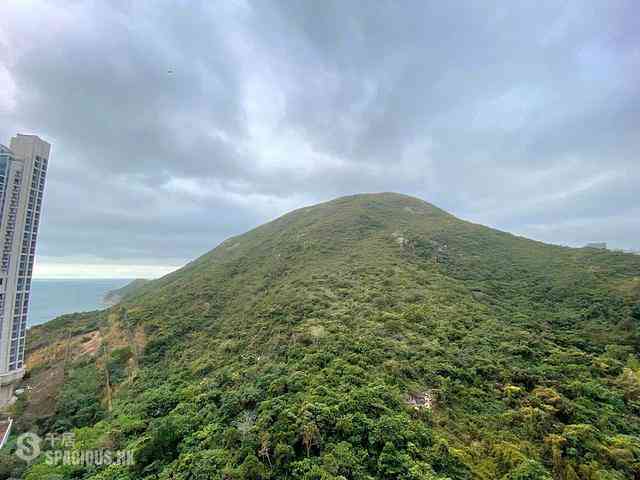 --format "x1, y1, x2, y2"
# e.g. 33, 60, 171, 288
102, 279, 149, 306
